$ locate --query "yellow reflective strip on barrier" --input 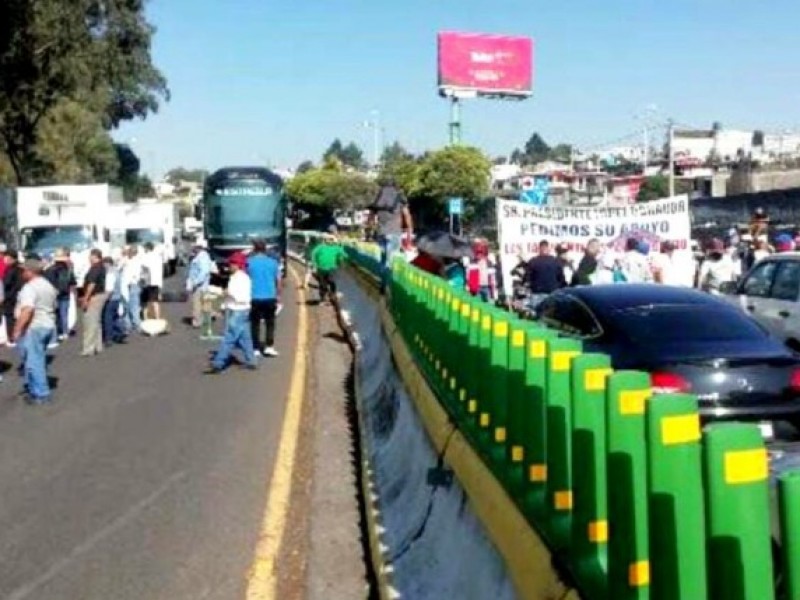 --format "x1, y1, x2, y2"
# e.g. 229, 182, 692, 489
530, 464, 547, 482
588, 520, 609, 543
435, 360, 441, 371
619, 389, 650, 415
471, 309, 480, 323
511, 331, 525, 348
628, 561, 651, 587
661, 414, 701, 445
468, 400, 477, 413
554, 490, 573, 511
482, 316, 491, 331
459, 389, 466, 402
442, 368, 448, 379
450, 377, 457, 390
724, 448, 768, 485
480, 413, 490, 428
494, 427, 507, 443
461, 304, 471, 318
452, 298, 461, 311
585, 368, 613, 391
494, 322, 509, 338
552, 351, 579, 372
511, 446, 524, 462
529, 340, 547, 359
